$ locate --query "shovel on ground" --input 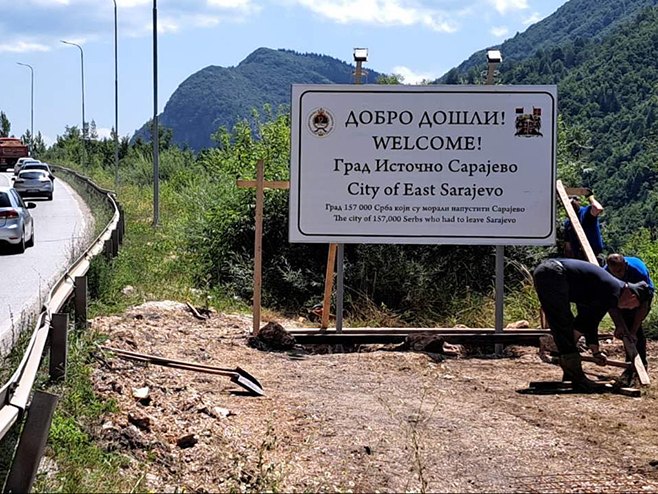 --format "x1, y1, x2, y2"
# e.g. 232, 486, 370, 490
99, 345, 265, 396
